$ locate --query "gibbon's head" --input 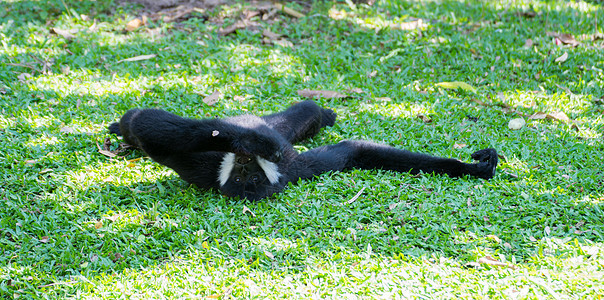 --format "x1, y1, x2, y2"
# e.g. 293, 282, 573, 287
217, 153, 284, 200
